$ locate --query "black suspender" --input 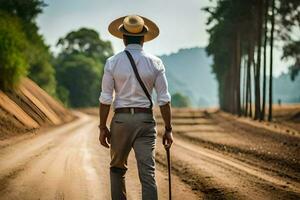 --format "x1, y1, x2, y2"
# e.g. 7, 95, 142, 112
124, 50, 153, 109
